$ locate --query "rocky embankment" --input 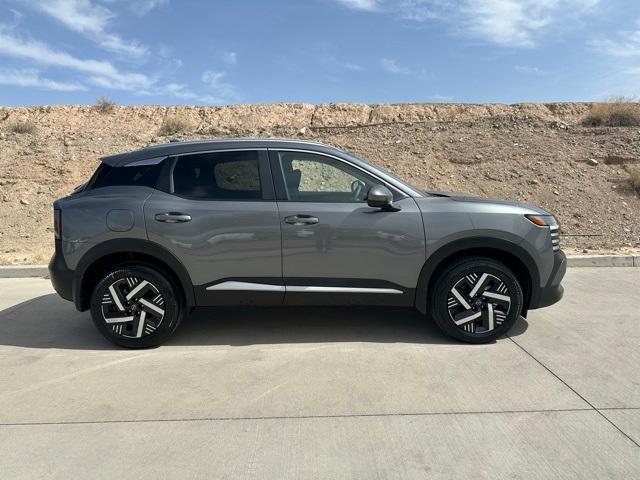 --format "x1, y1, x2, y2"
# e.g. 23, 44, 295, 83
1, 102, 639, 264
